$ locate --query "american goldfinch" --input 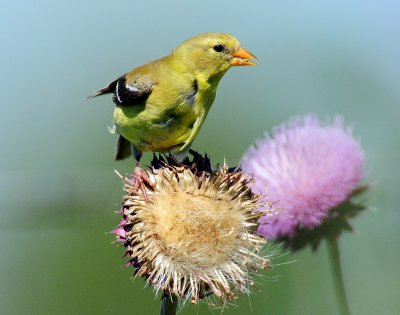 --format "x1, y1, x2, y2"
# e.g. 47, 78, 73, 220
89, 32, 256, 192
